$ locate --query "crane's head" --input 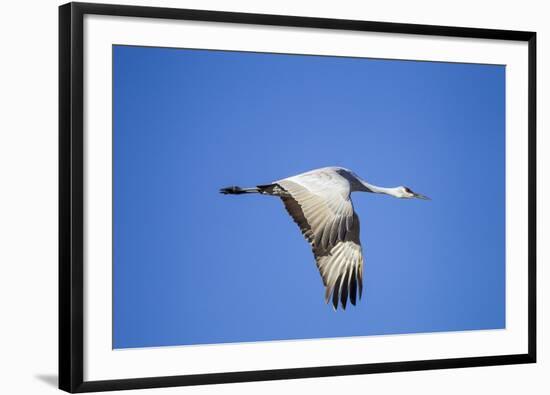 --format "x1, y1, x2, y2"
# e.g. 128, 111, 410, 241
397, 186, 430, 200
